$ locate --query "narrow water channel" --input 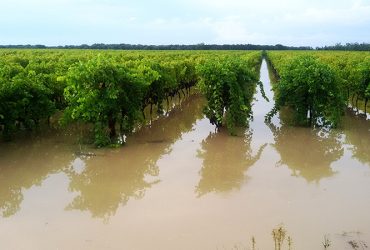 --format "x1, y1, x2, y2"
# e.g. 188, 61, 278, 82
0, 59, 369, 250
